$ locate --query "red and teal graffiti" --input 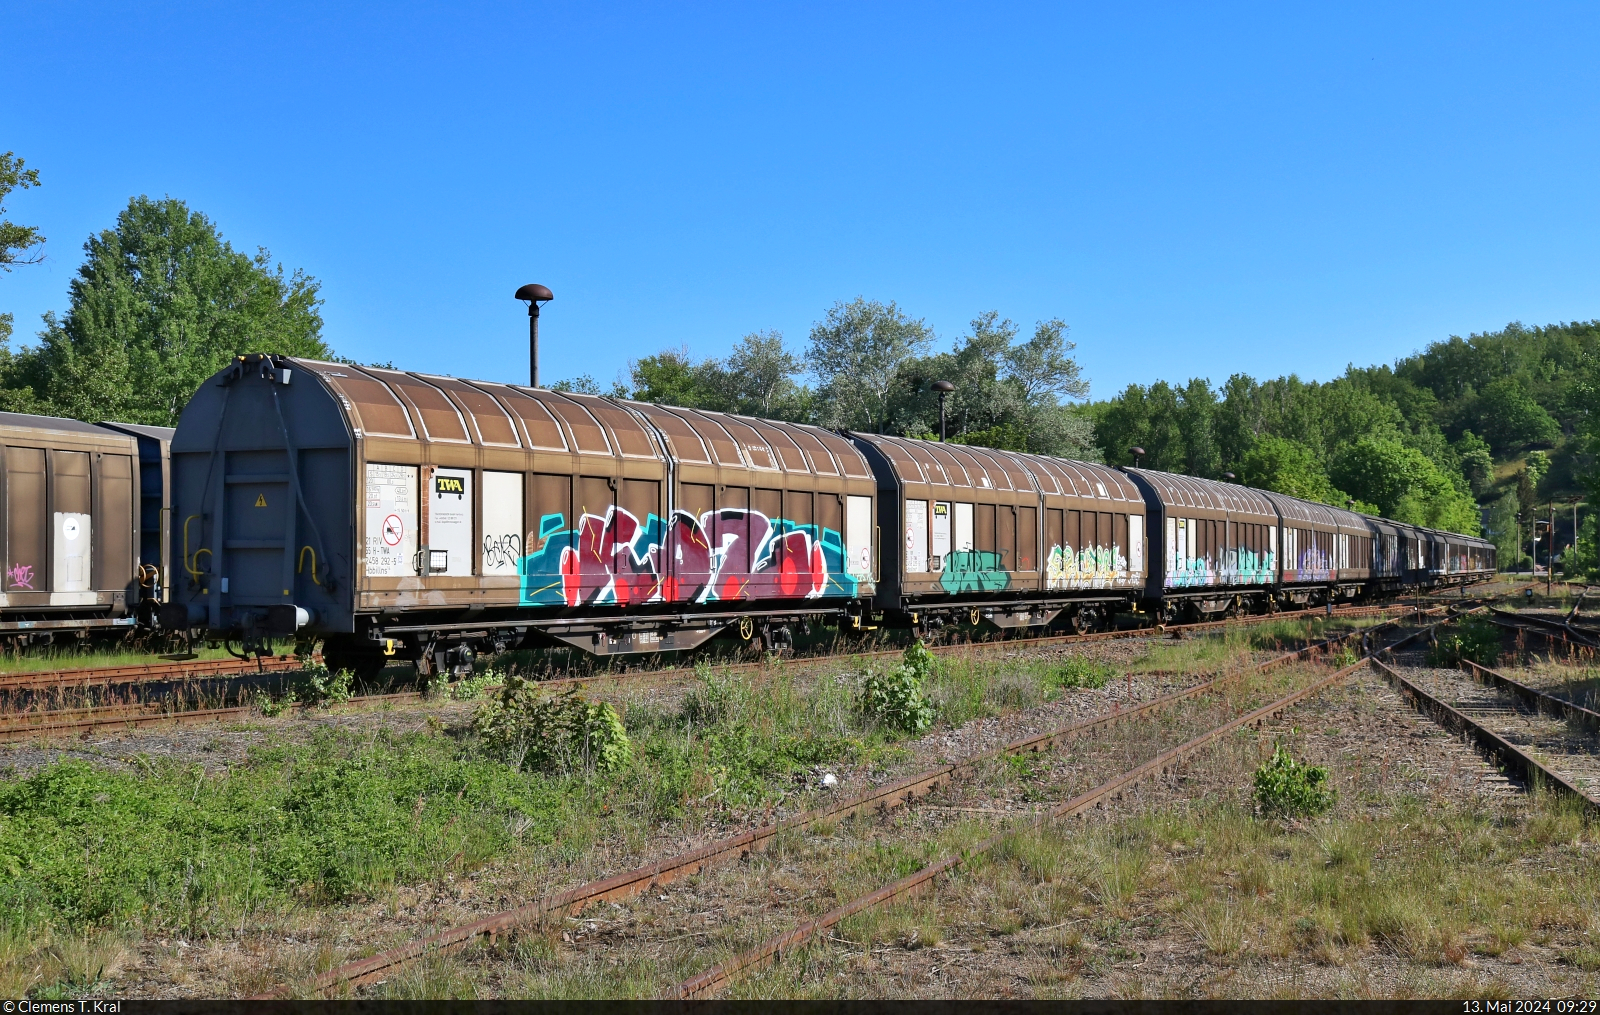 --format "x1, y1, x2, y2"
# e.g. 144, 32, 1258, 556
519, 507, 859, 607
